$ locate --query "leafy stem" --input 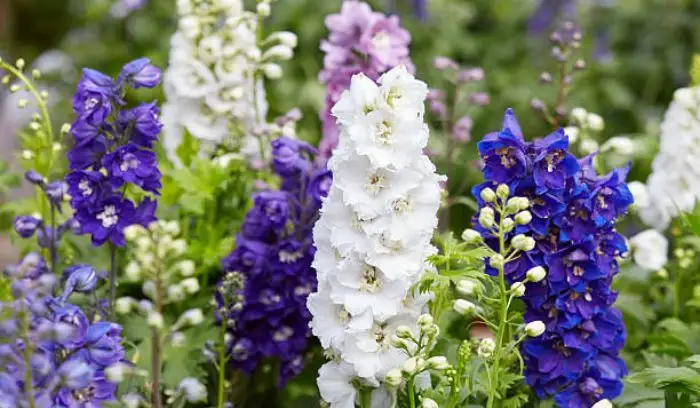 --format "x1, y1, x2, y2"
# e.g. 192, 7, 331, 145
217, 315, 229, 408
